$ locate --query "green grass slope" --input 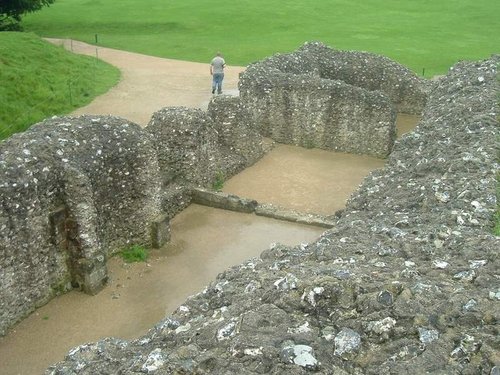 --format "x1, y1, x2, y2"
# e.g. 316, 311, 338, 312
22, 0, 500, 76
0, 32, 120, 140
